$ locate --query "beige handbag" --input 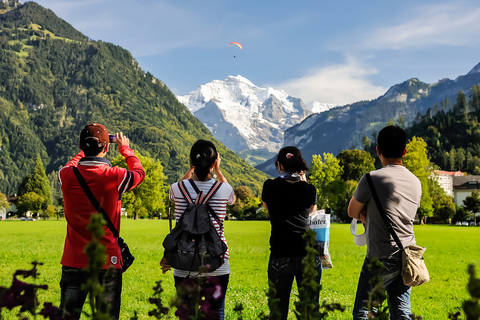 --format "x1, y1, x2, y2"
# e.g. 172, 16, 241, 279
402, 244, 429, 286
366, 173, 429, 287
